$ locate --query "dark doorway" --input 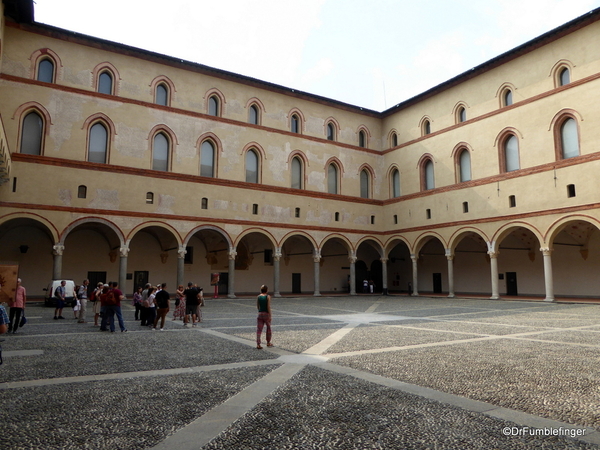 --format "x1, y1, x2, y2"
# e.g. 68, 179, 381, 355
133, 271, 149, 294
88, 271, 107, 294
370, 260, 383, 293
292, 273, 301, 294
433, 273, 442, 294
218, 272, 228, 296
506, 272, 518, 295
355, 260, 368, 293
